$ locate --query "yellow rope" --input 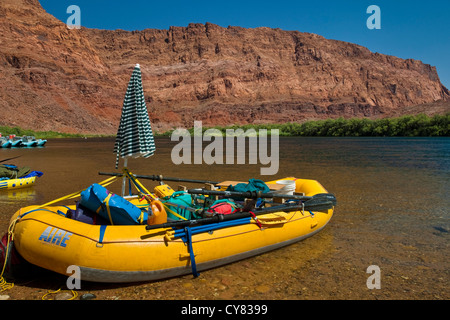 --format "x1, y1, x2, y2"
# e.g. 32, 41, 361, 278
1, 176, 119, 293
0, 218, 18, 292
41, 288, 78, 300
97, 193, 114, 225
0, 173, 164, 294
163, 204, 188, 221
14, 176, 119, 221
0, 276, 13, 292
36, 176, 119, 207
123, 168, 156, 200
121, 168, 188, 221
